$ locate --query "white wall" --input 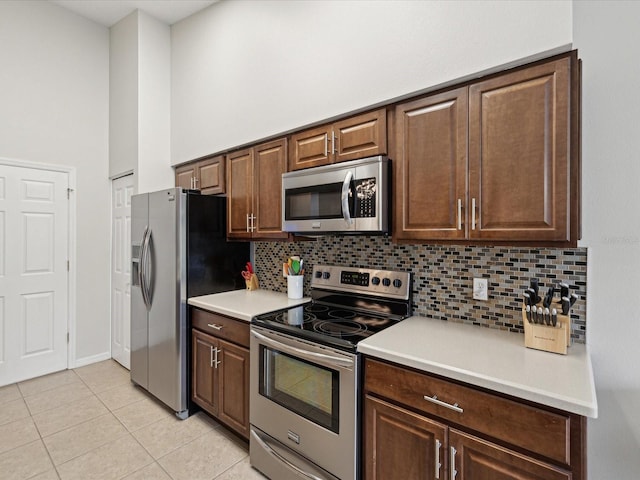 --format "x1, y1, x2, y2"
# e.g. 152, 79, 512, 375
0, 1, 110, 364
109, 11, 138, 179
137, 11, 173, 193
171, 0, 572, 164
574, 1, 640, 478
110, 11, 173, 192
